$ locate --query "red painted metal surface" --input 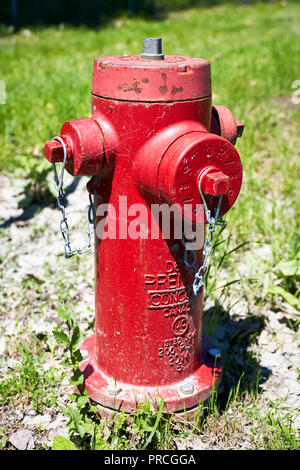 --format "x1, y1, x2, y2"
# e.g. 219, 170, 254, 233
81, 334, 221, 411
45, 118, 104, 176
199, 167, 230, 196
92, 55, 211, 102
44, 43, 243, 413
211, 105, 244, 145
